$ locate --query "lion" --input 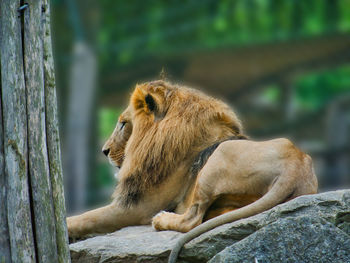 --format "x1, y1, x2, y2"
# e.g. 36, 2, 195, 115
67, 80, 245, 237
67, 80, 318, 263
